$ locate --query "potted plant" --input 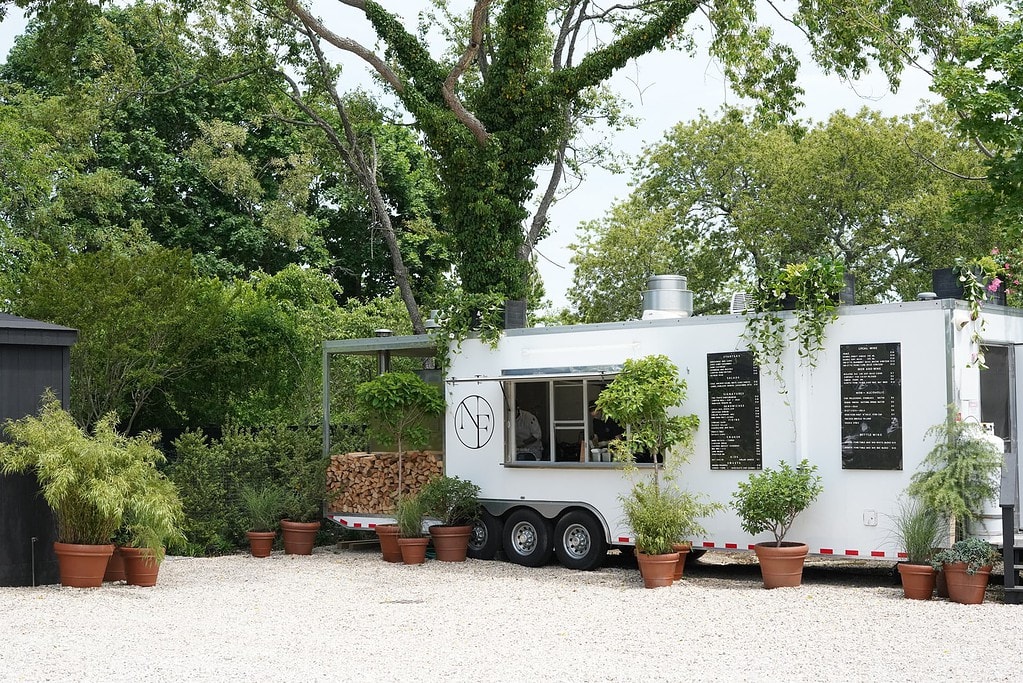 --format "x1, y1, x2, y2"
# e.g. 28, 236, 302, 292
355, 372, 445, 504
279, 450, 329, 555
731, 459, 823, 588
118, 468, 186, 587
932, 537, 998, 604
394, 493, 429, 565
890, 497, 944, 600
239, 484, 287, 558
907, 406, 1002, 547
419, 475, 481, 562
597, 355, 704, 587
0, 398, 152, 587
